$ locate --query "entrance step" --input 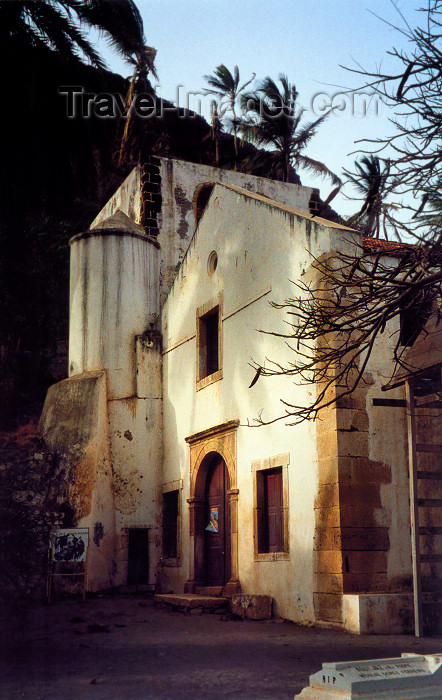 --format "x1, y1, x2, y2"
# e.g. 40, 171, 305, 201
194, 586, 224, 597
154, 593, 229, 614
